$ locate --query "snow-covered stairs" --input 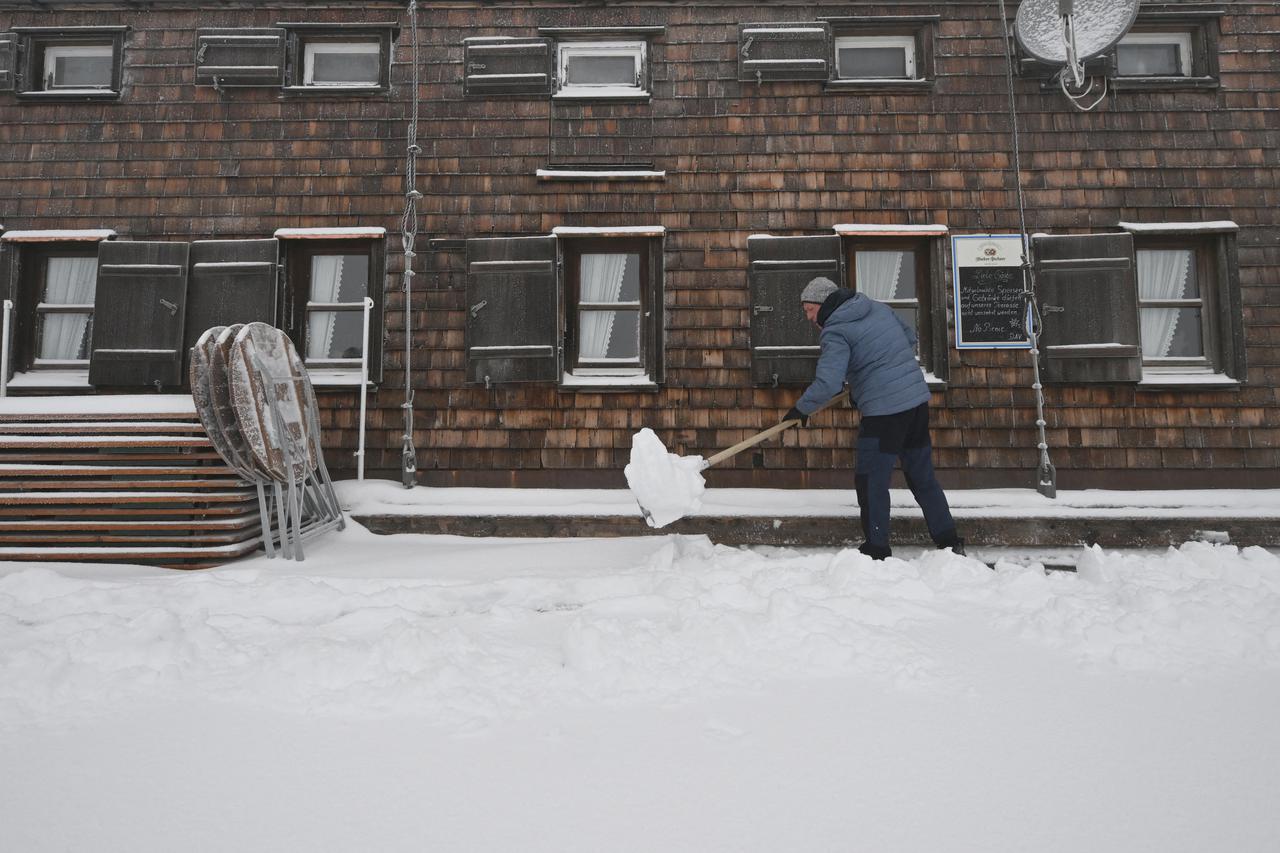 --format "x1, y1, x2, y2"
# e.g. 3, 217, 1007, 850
0, 403, 262, 568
